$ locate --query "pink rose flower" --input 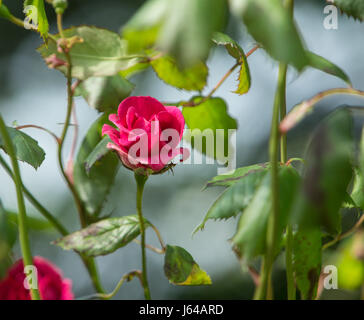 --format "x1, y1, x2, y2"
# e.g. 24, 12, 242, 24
102, 96, 188, 172
0, 256, 74, 300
